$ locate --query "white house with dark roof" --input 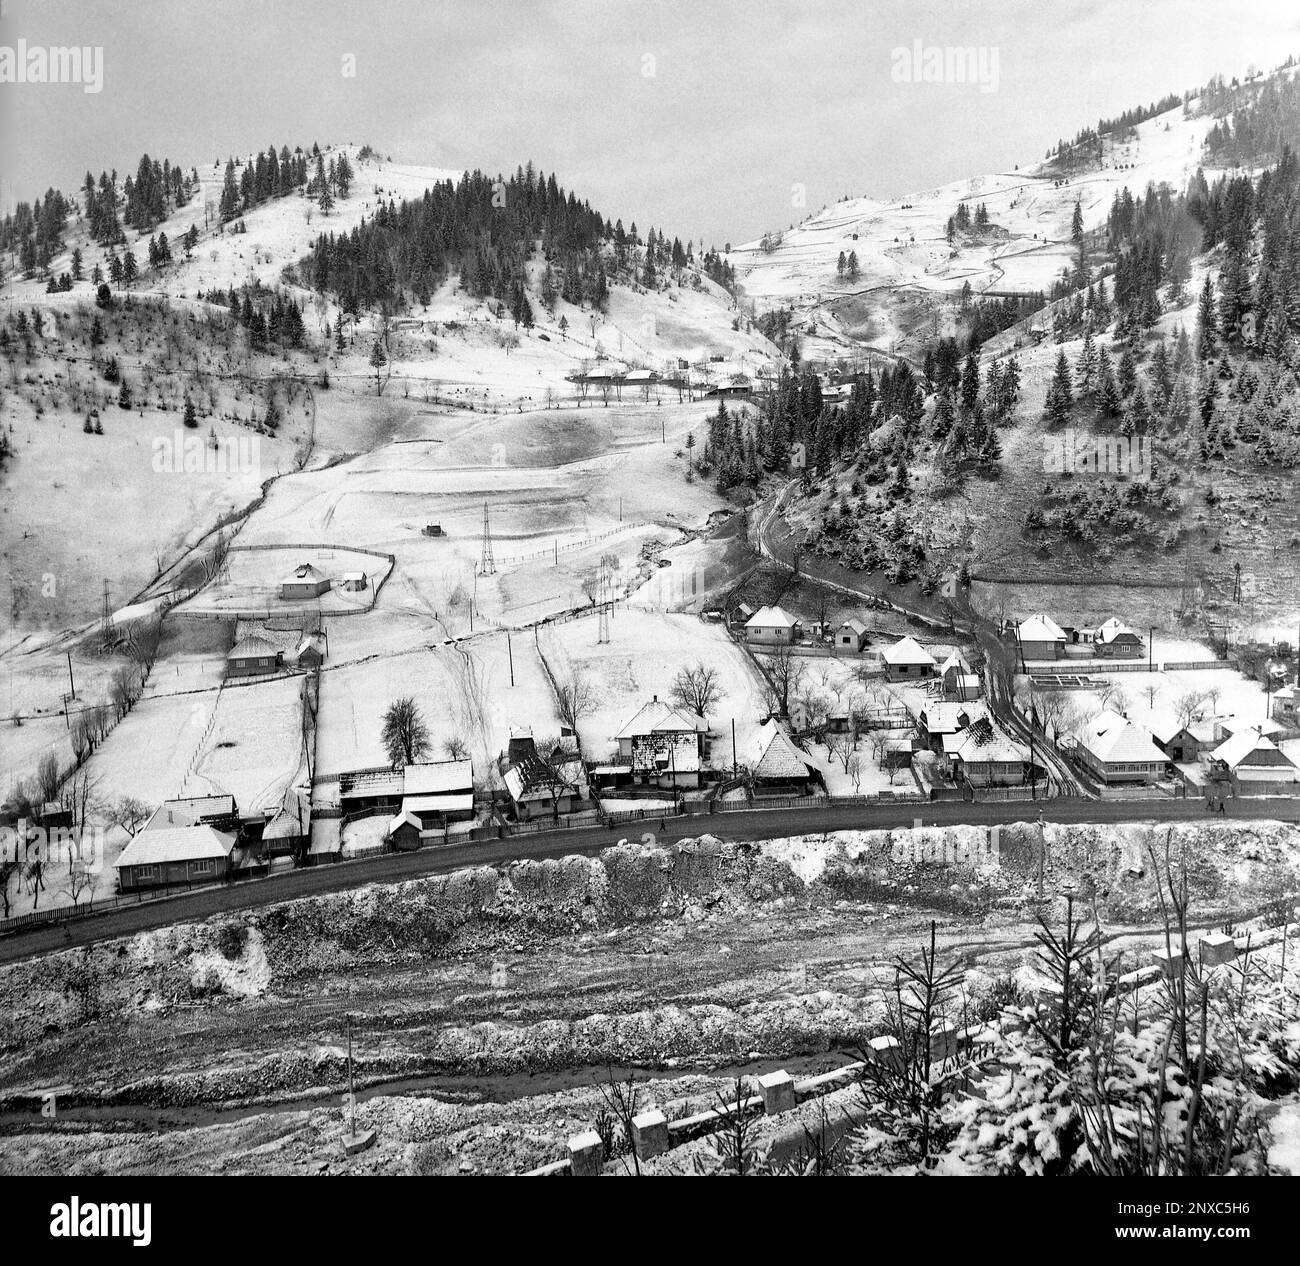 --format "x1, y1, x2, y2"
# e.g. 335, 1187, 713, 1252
1016, 614, 1067, 661
1074, 711, 1168, 783
279, 562, 331, 600
745, 605, 802, 645
837, 618, 869, 651
937, 651, 981, 700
